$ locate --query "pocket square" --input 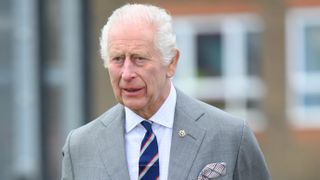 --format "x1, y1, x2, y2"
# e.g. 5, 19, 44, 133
198, 162, 226, 180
